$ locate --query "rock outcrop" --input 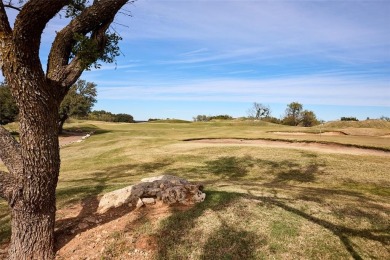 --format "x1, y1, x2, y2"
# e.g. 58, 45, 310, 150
97, 175, 205, 214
